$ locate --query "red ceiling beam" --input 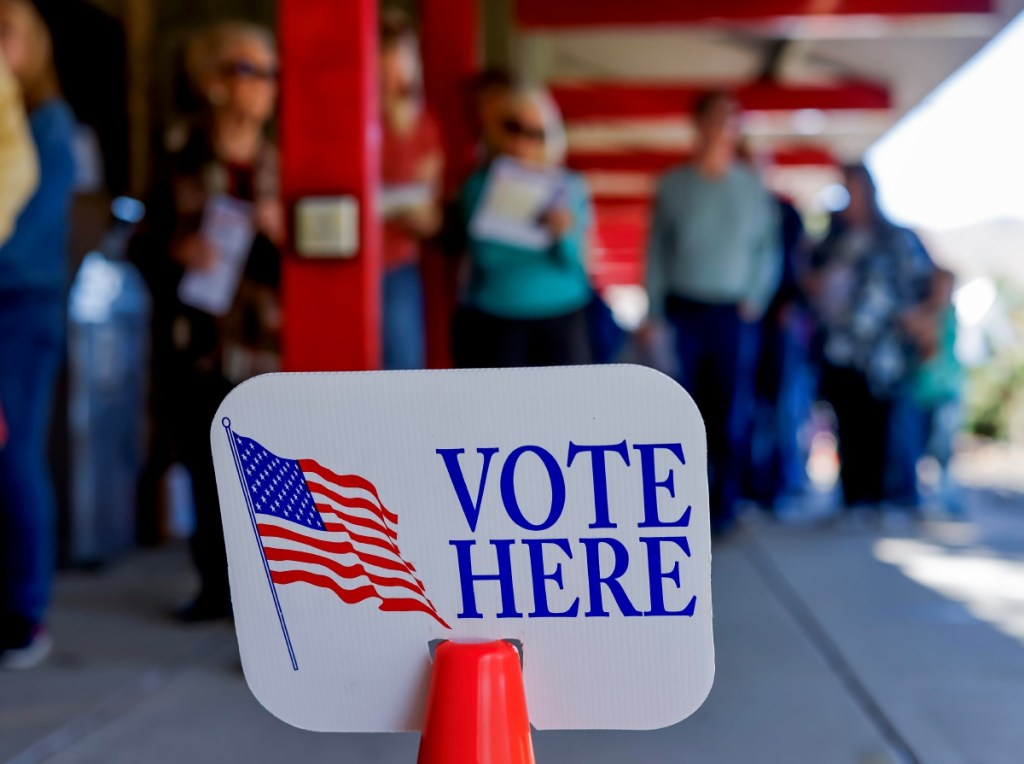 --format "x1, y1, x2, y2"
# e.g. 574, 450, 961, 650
571, 151, 689, 173
569, 145, 836, 172
553, 81, 890, 121
518, 0, 994, 28
772, 145, 840, 166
